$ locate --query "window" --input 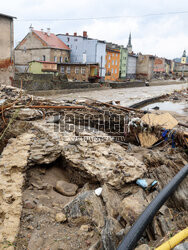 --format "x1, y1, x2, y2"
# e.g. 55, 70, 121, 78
81, 67, 86, 75
74, 38, 78, 42
59, 56, 62, 63
75, 67, 79, 74
67, 37, 70, 42
66, 66, 71, 73
112, 53, 114, 57
42, 55, 46, 61
108, 63, 110, 68
111, 68, 113, 74
115, 69, 117, 74
108, 55, 111, 60
65, 57, 68, 62
116, 54, 118, 57
61, 66, 64, 73
115, 60, 117, 65
54, 56, 57, 62
112, 60, 114, 65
